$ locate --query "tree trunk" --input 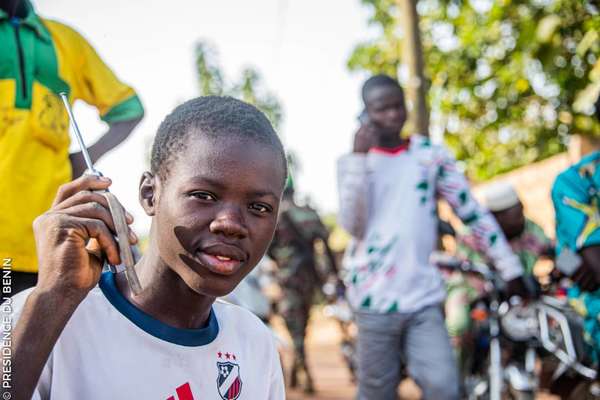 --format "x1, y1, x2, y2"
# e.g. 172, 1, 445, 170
398, 0, 429, 136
